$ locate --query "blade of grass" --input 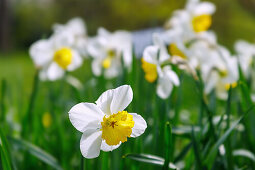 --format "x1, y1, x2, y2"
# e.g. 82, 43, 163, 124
8, 137, 62, 170
22, 70, 39, 137
233, 149, 255, 162
163, 122, 172, 170
225, 86, 233, 170
191, 126, 202, 169
204, 109, 253, 169
123, 153, 178, 169
0, 79, 6, 124
0, 128, 12, 170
